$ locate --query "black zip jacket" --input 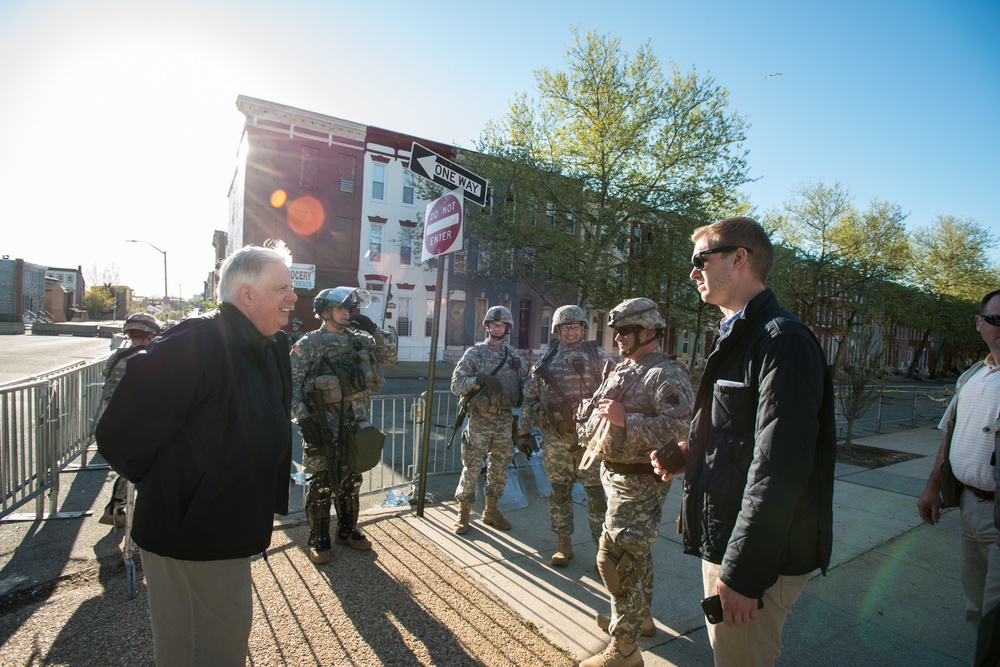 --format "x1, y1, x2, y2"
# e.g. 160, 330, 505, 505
681, 289, 836, 599
96, 303, 292, 561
